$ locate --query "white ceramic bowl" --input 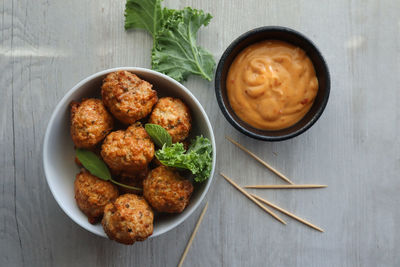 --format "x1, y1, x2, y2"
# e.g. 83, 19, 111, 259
43, 67, 216, 238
